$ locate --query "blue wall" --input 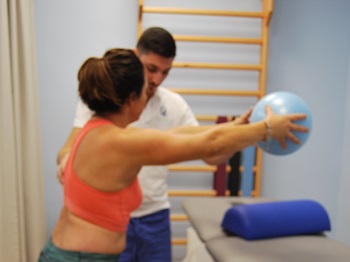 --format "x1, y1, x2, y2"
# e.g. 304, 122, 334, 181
34, 0, 138, 240
337, 49, 350, 244
263, 0, 350, 244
